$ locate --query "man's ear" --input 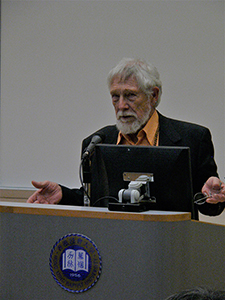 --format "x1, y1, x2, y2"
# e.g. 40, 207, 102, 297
150, 87, 160, 106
